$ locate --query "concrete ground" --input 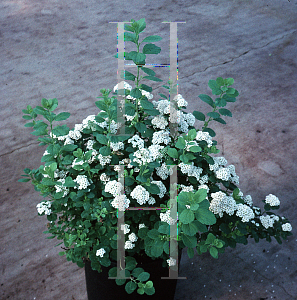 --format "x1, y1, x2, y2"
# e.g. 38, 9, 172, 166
1, 0, 297, 299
